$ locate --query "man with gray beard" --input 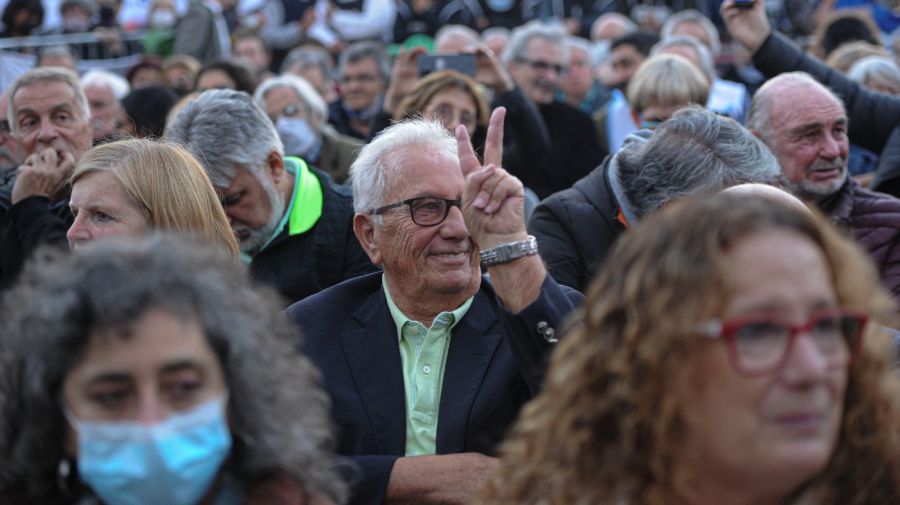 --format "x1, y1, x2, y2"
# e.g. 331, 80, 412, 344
167, 89, 376, 304
748, 71, 900, 299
